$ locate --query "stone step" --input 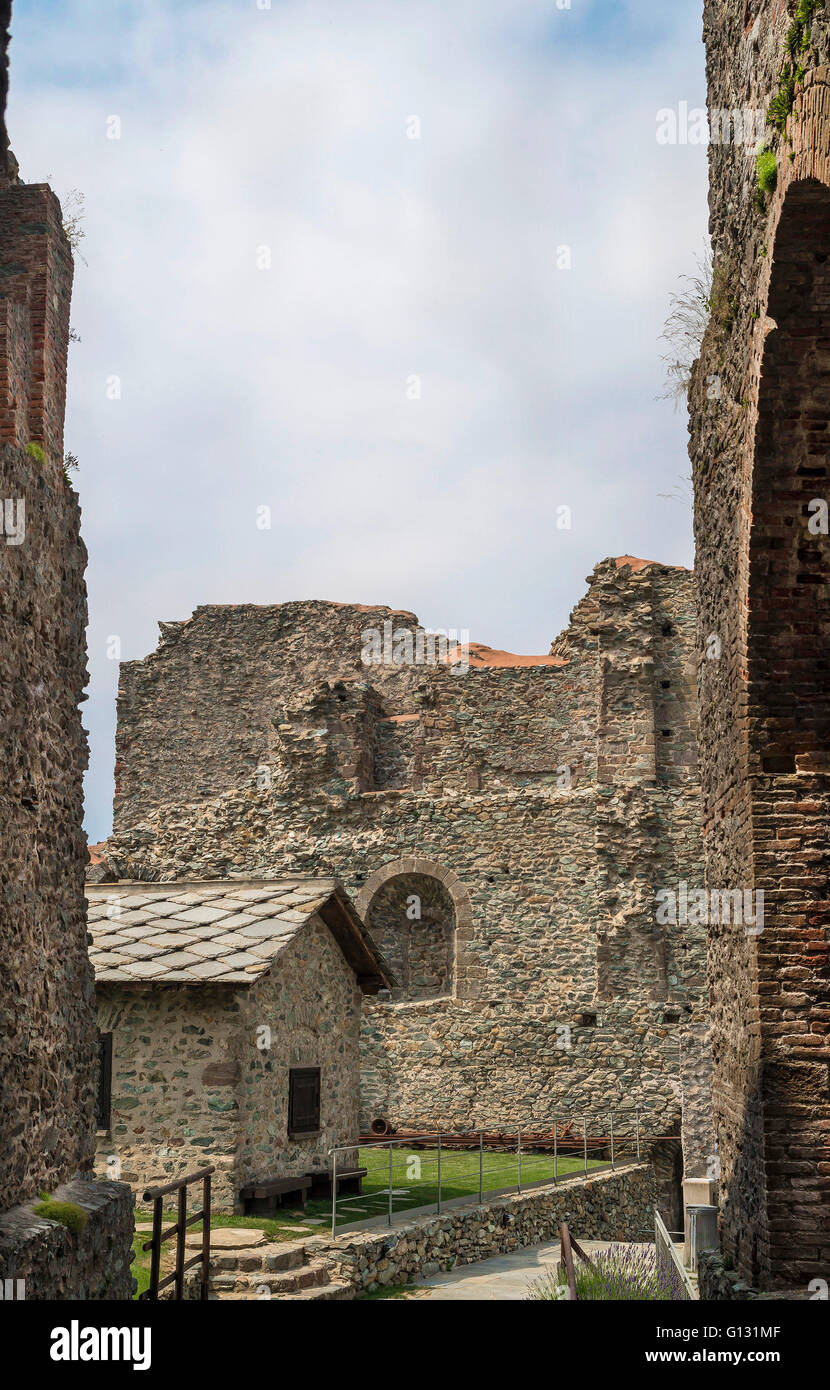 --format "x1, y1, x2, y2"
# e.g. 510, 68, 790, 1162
209, 1258, 332, 1297
212, 1277, 353, 1302
209, 1242, 307, 1274
277, 1281, 354, 1301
